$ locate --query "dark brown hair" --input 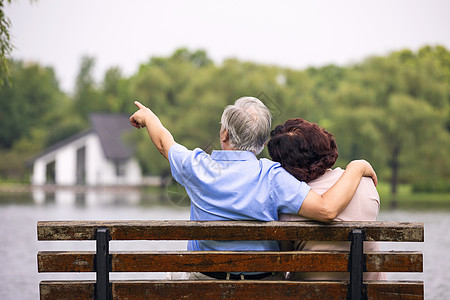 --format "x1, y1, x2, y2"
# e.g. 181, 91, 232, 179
267, 118, 338, 182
